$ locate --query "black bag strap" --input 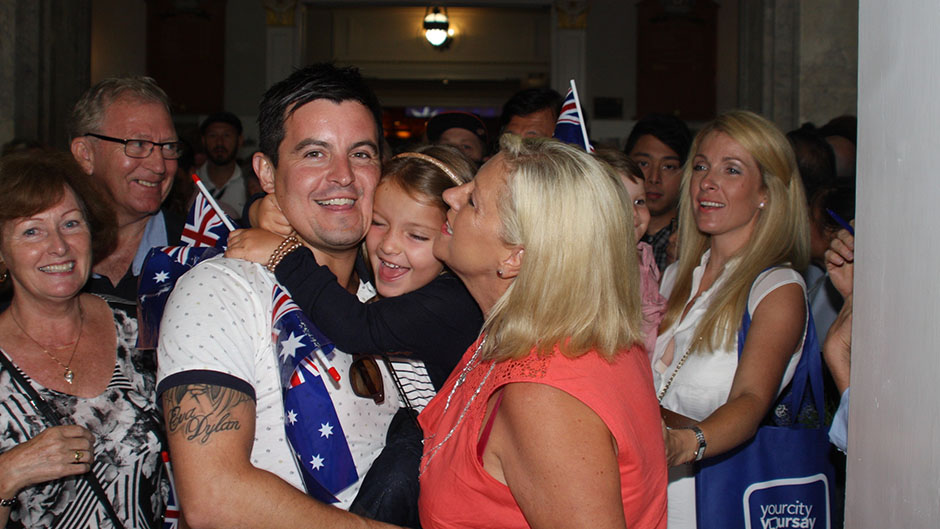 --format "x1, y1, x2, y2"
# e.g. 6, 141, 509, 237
0, 350, 127, 529
380, 355, 421, 429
